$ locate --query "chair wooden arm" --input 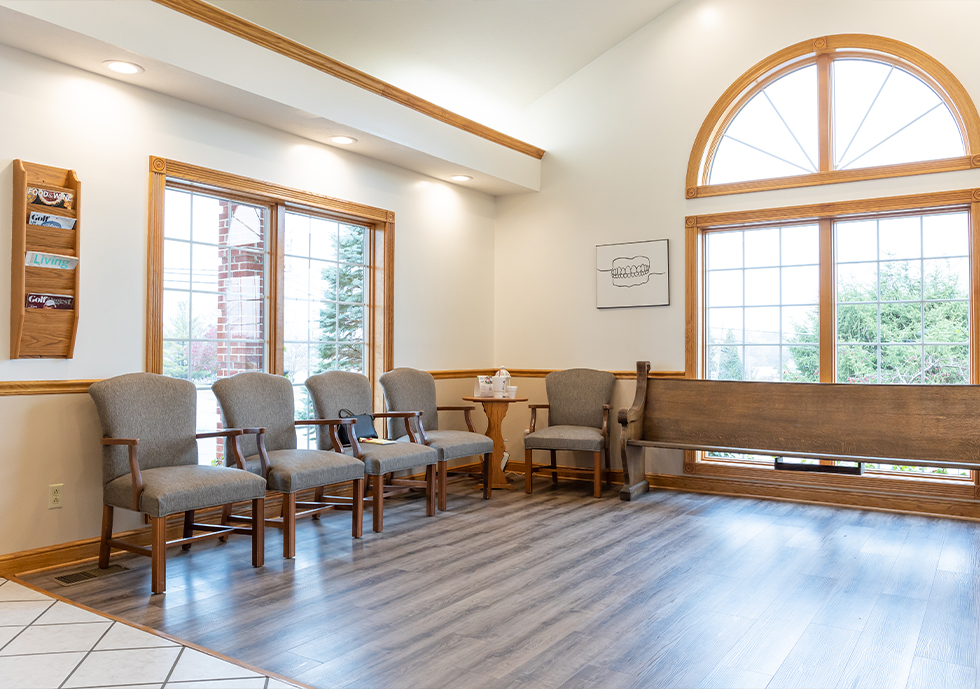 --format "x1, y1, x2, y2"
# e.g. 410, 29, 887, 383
196, 428, 247, 470
374, 411, 423, 443
602, 404, 611, 443
528, 404, 549, 434
438, 406, 476, 433
295, 418, 358, 454
239, 427, 271, 477
102, 438, 142, 511
195, 429, 244, 439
